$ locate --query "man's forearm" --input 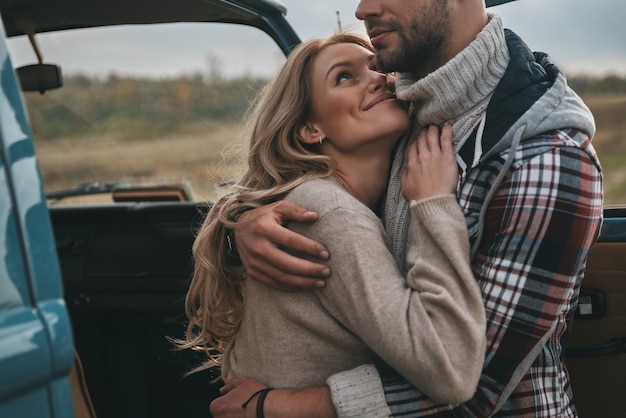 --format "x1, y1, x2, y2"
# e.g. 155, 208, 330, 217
265, 386, 337, 418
